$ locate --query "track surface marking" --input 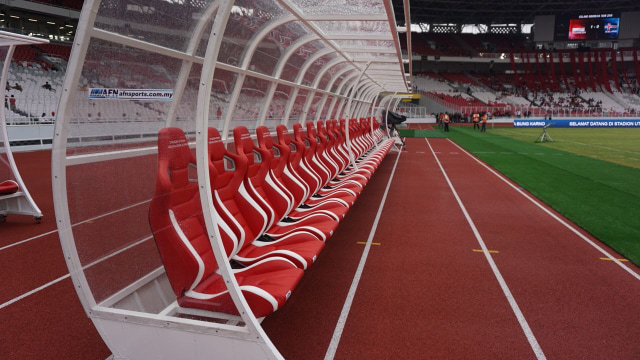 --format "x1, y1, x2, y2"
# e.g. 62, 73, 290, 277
426, 138, 546, 359
430, 138, 640, 359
